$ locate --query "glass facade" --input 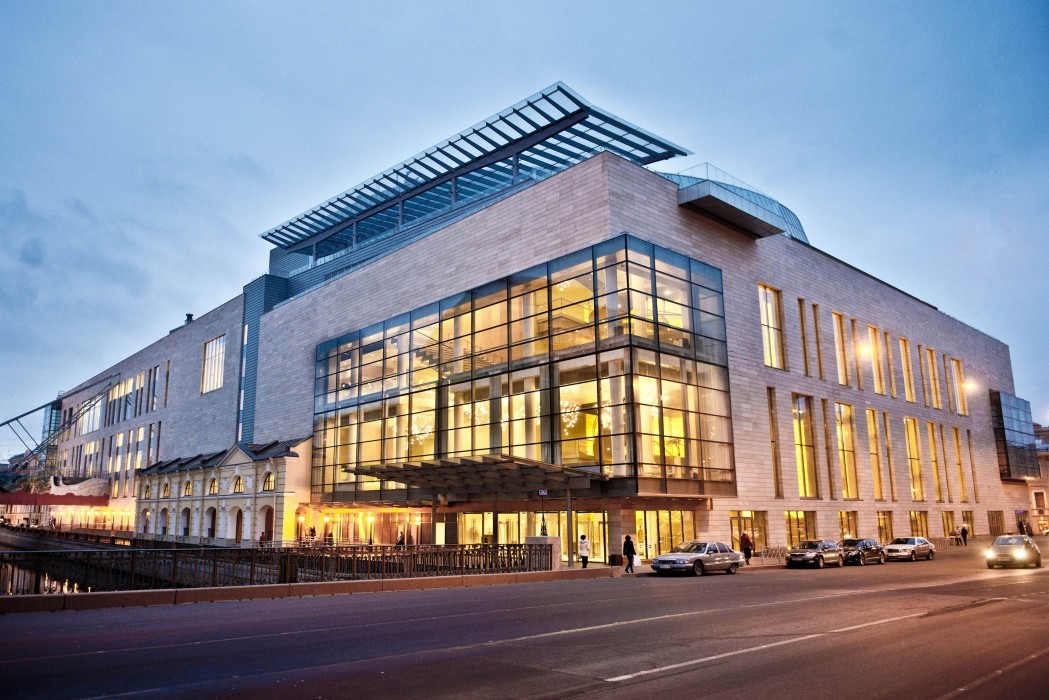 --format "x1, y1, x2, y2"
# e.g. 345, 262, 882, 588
311, 235, 734, 502
989, 391, 1039, 479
